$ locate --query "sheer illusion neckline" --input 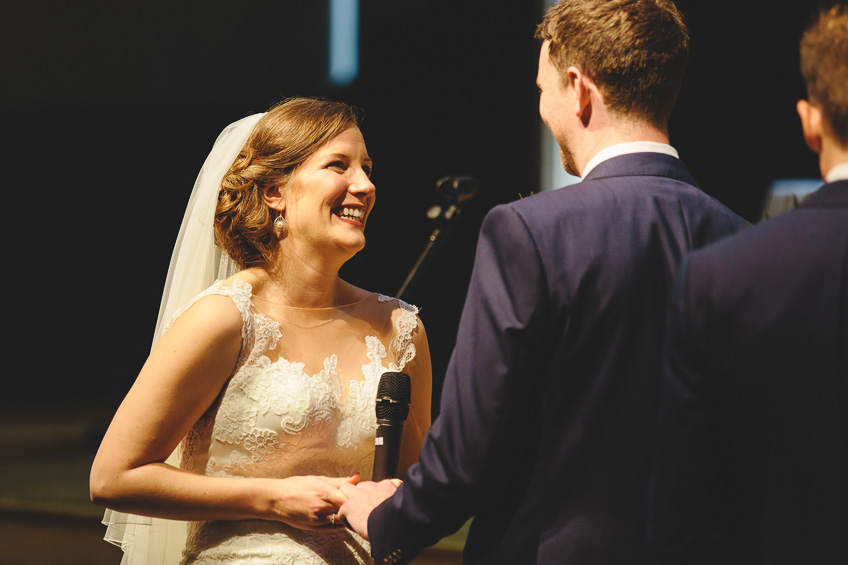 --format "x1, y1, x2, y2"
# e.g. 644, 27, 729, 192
253, 311, 382, 397
251, 292, 376, 311
245, 298, 389, 408
188, 280, 417, 394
